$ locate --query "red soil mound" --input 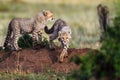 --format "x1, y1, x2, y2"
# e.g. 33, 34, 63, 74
0, 47, 91, 73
